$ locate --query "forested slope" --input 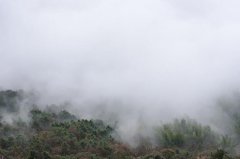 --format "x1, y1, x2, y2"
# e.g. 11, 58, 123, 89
0, 90, 238, 159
